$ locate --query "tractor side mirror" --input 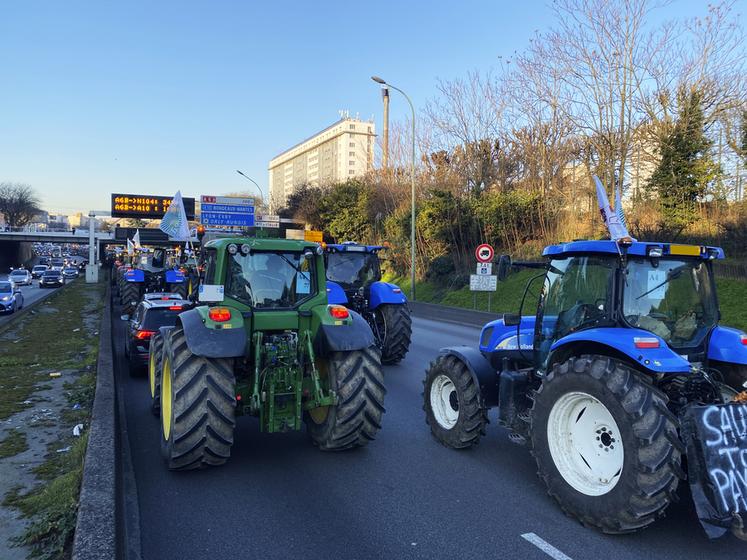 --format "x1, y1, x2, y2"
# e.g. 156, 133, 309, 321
503, 313, 521, 326
496, 255, 512, 281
